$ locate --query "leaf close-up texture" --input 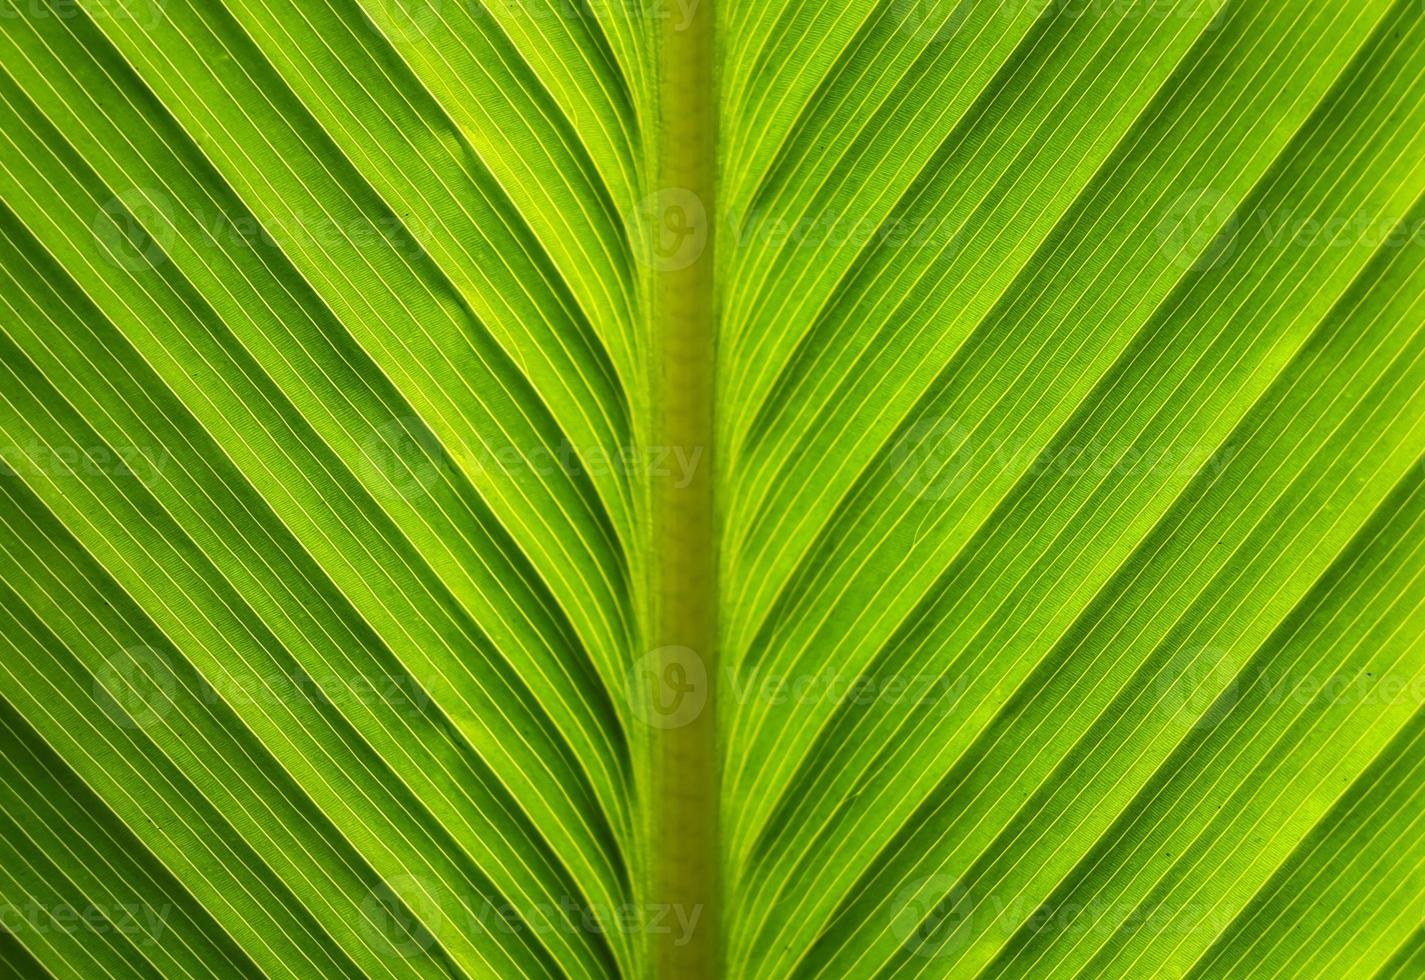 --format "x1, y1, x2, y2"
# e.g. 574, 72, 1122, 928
0, 0, 1422, 977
